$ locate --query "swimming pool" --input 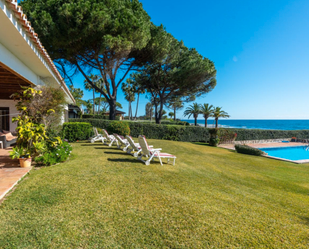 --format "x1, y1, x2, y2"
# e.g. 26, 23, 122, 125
259, 146, 309, 161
